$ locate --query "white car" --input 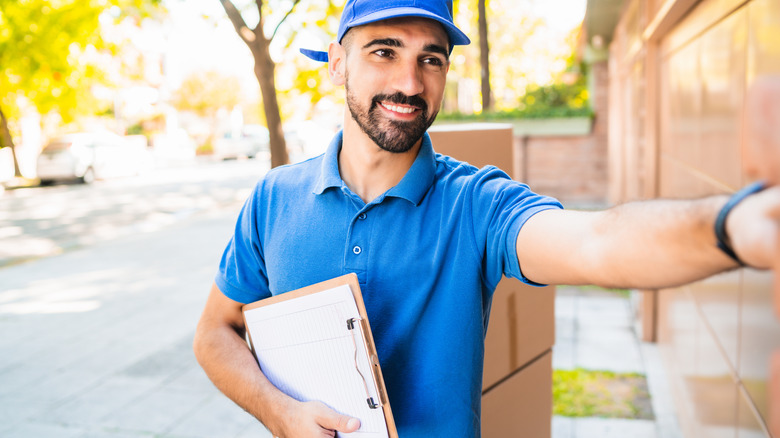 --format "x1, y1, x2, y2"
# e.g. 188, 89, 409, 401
212, 125, 269, 160
36, 132, 150, 184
